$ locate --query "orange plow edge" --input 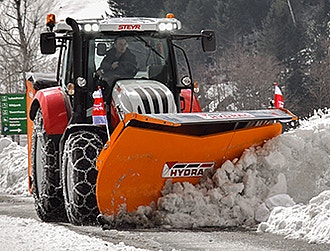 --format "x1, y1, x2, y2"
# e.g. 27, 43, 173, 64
96, 109, 296, 216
